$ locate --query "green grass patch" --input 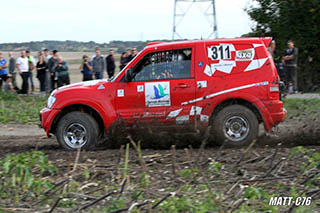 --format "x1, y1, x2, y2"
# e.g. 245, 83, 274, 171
283, 98, 320, 117
0, 151, 56, 202
0, 92, 47, 124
